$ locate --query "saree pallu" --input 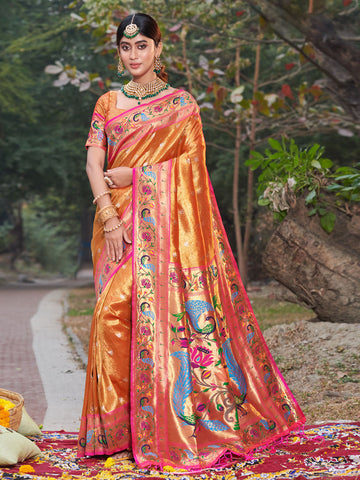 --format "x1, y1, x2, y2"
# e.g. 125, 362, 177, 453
78, 90, 306, 470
